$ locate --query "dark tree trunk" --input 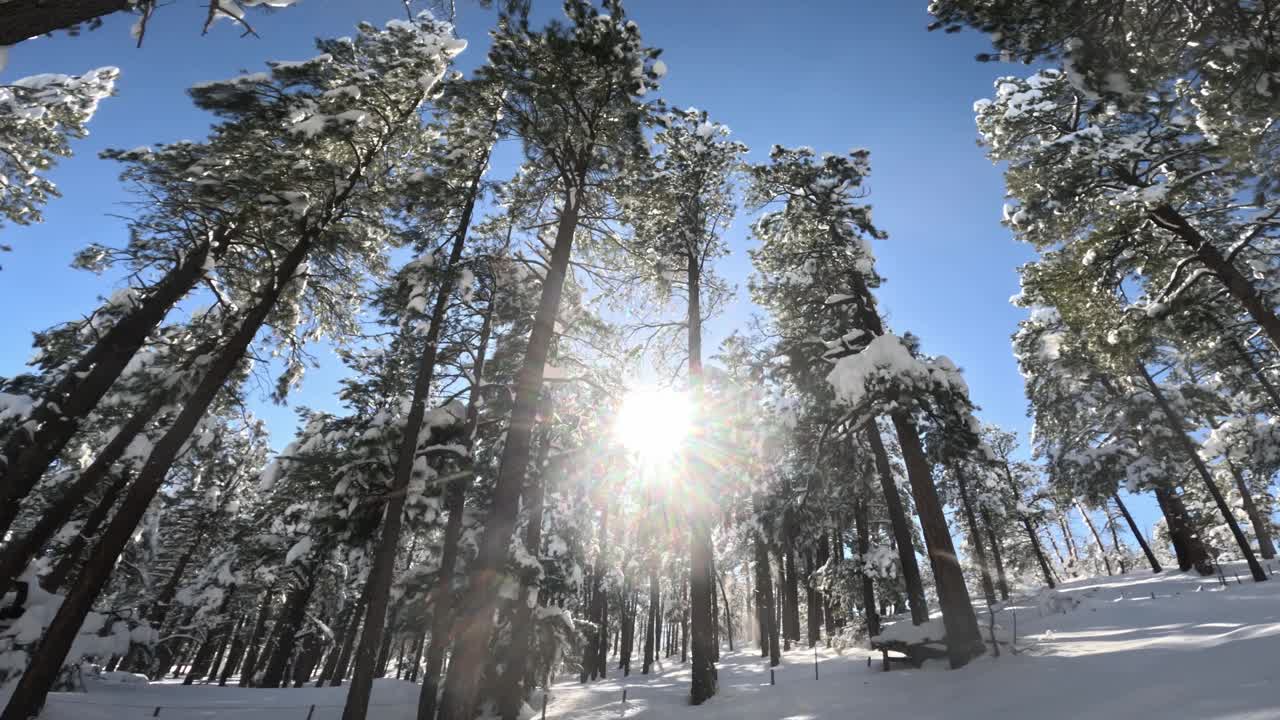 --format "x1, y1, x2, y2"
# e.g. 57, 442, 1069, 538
1149, 203, 1280, 353
438, 183, 584, 720
1076, 503, 1114, 575
416, 297, 493, 720
317, 599, 357, 687
0, 233, 314, 720
218, 618, 249, 687
345, 168, 486, 720
1104, 504, 1129, 575
1153, 484, 1212, 574
35, 468, 132, 593
684, 261, 717, 705
752, 530, 780, 667
955, 467, 997, 607
1058, 515, 1080, 567
0, 0, 133, 45
184, 587, 237, 685
717, 570, 734, 652
643, 571, 657, 674
259, 568, 320, 688
982, 510, 1010, 600
1227, 460, 1276, 559
804, 551, 819, 648
238, 590, 275, 688
680, 570, 688, 664
865, 424, 928, 624
892, 413, 984, 668
497, 420, 551, 720
782, 540, 801, 642
1022, 517, 1055, 588
0, 232, 229, 533
854, 499, 880, 638
1136, 362, 1265, 581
